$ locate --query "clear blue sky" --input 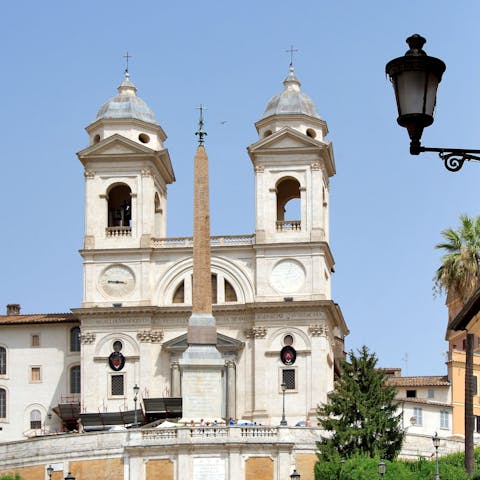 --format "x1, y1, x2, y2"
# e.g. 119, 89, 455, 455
1, 1, 479, 376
